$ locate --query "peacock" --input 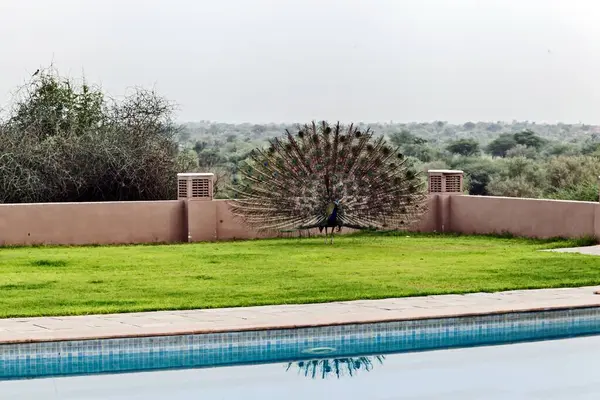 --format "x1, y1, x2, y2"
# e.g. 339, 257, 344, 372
229, 121, 428, 243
